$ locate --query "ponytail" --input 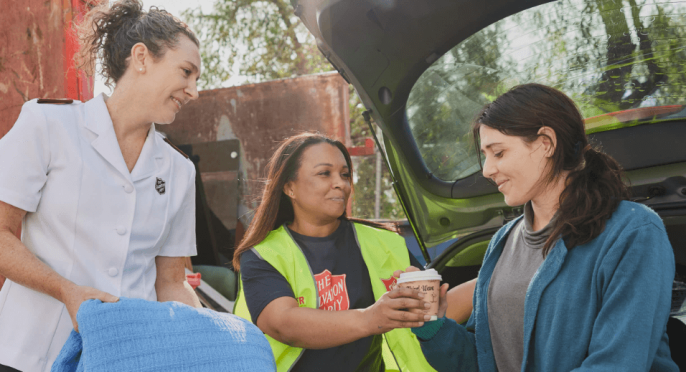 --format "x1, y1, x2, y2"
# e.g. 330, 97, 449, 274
544, 145, 630, 255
